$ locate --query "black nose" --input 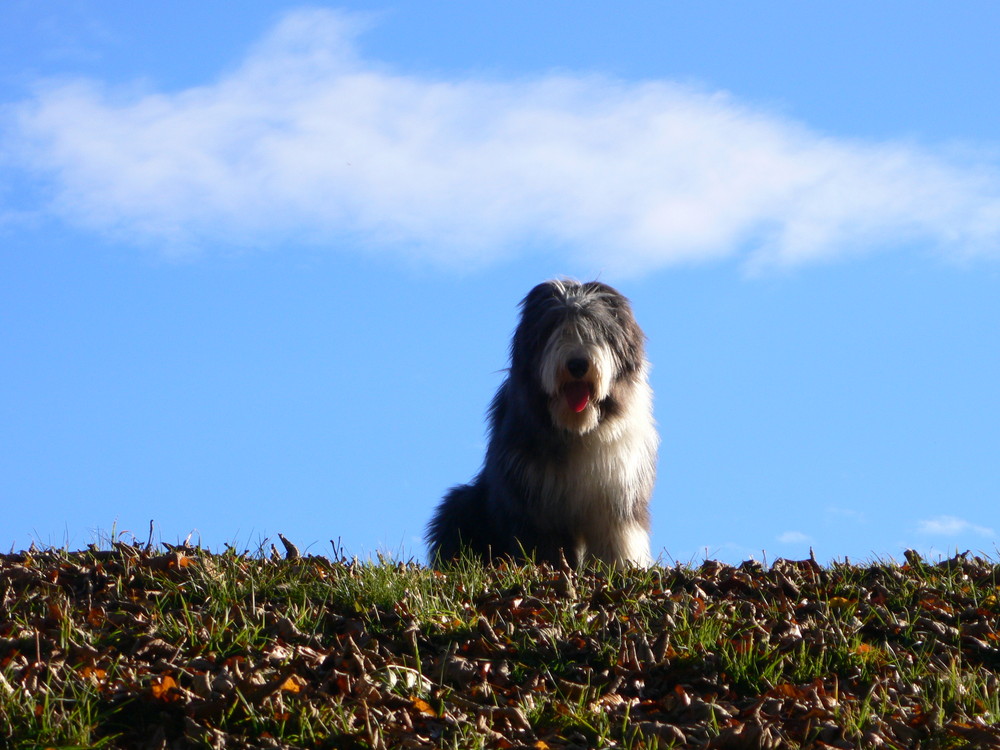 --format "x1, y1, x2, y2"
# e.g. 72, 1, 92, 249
566, 357, 589, 378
